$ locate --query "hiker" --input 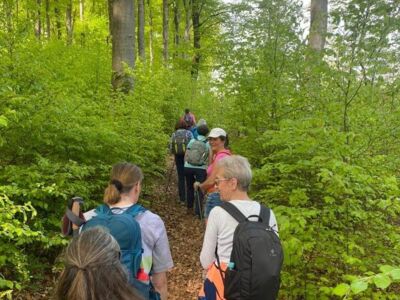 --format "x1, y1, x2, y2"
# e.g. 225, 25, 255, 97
183, 108, 196, 129
194, 128, 231, 221
198, 155, 281, 300
169, 119, 193, 205
55, 227, 144, 300
83, 162, 174, 300
192, 118, 207, 139
184, 124, 210, 218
